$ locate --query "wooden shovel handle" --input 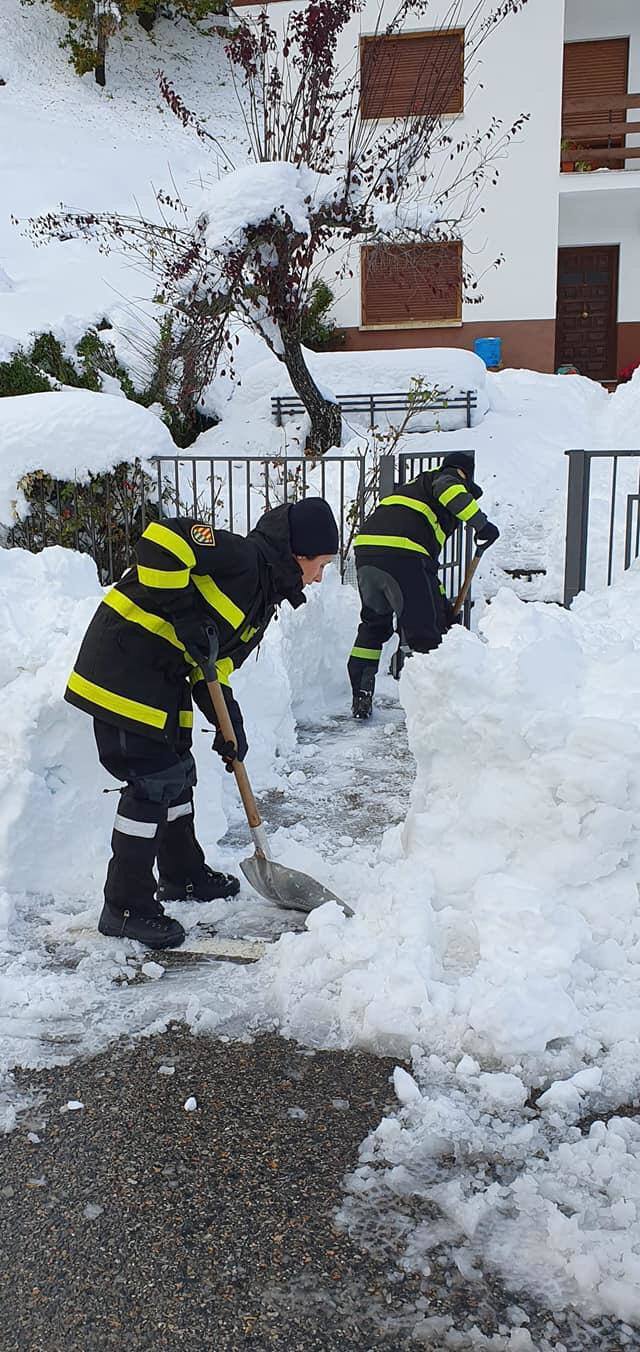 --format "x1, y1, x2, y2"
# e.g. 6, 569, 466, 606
451, 551, 483, 618
207, 680, 262, 831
